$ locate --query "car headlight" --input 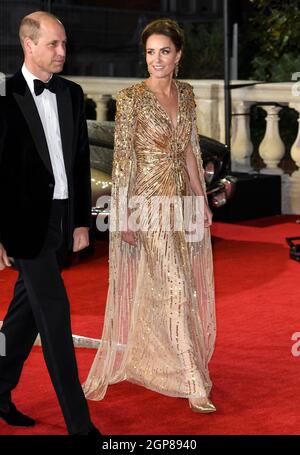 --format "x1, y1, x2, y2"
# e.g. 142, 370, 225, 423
204, 161, 215, 184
